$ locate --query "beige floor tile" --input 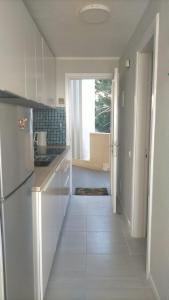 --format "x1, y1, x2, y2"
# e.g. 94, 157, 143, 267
45, 196, 154, 300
